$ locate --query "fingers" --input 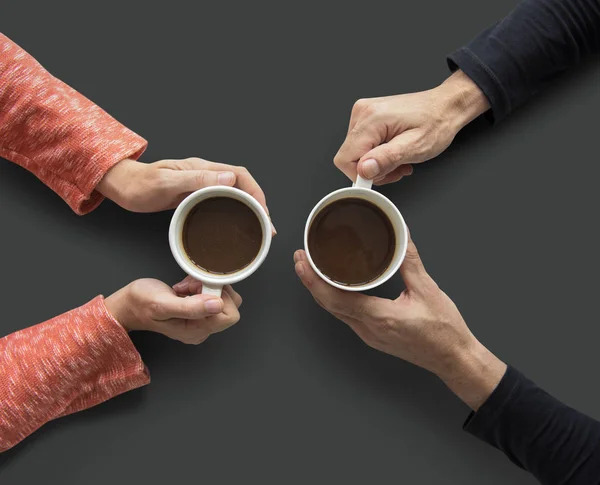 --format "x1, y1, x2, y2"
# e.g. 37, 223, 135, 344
357, 130, 425, 181
171, 169, 236, 194
176, 158, 270, 215
204, 290, 241, 334
398, 238, 434, 294
173, 275, 202, 296
373, 164, 414, 186
154, 292, 224, 320
293, 250, 393, 323
334, 122, 383, 182
223, 285, 243, 308
169, 158, 275, 235
160, 284, 241, 344
173, 277, 242, 308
